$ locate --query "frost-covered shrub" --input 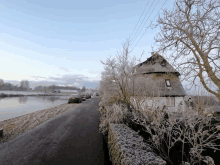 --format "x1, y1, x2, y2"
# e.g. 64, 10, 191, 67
136, 105, 220, 165
108, 124, 166, 165
99, 103, 130, 137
